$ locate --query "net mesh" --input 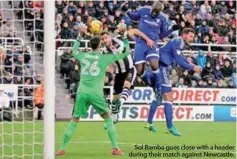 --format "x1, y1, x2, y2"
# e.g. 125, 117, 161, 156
0, 1, 44, 158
